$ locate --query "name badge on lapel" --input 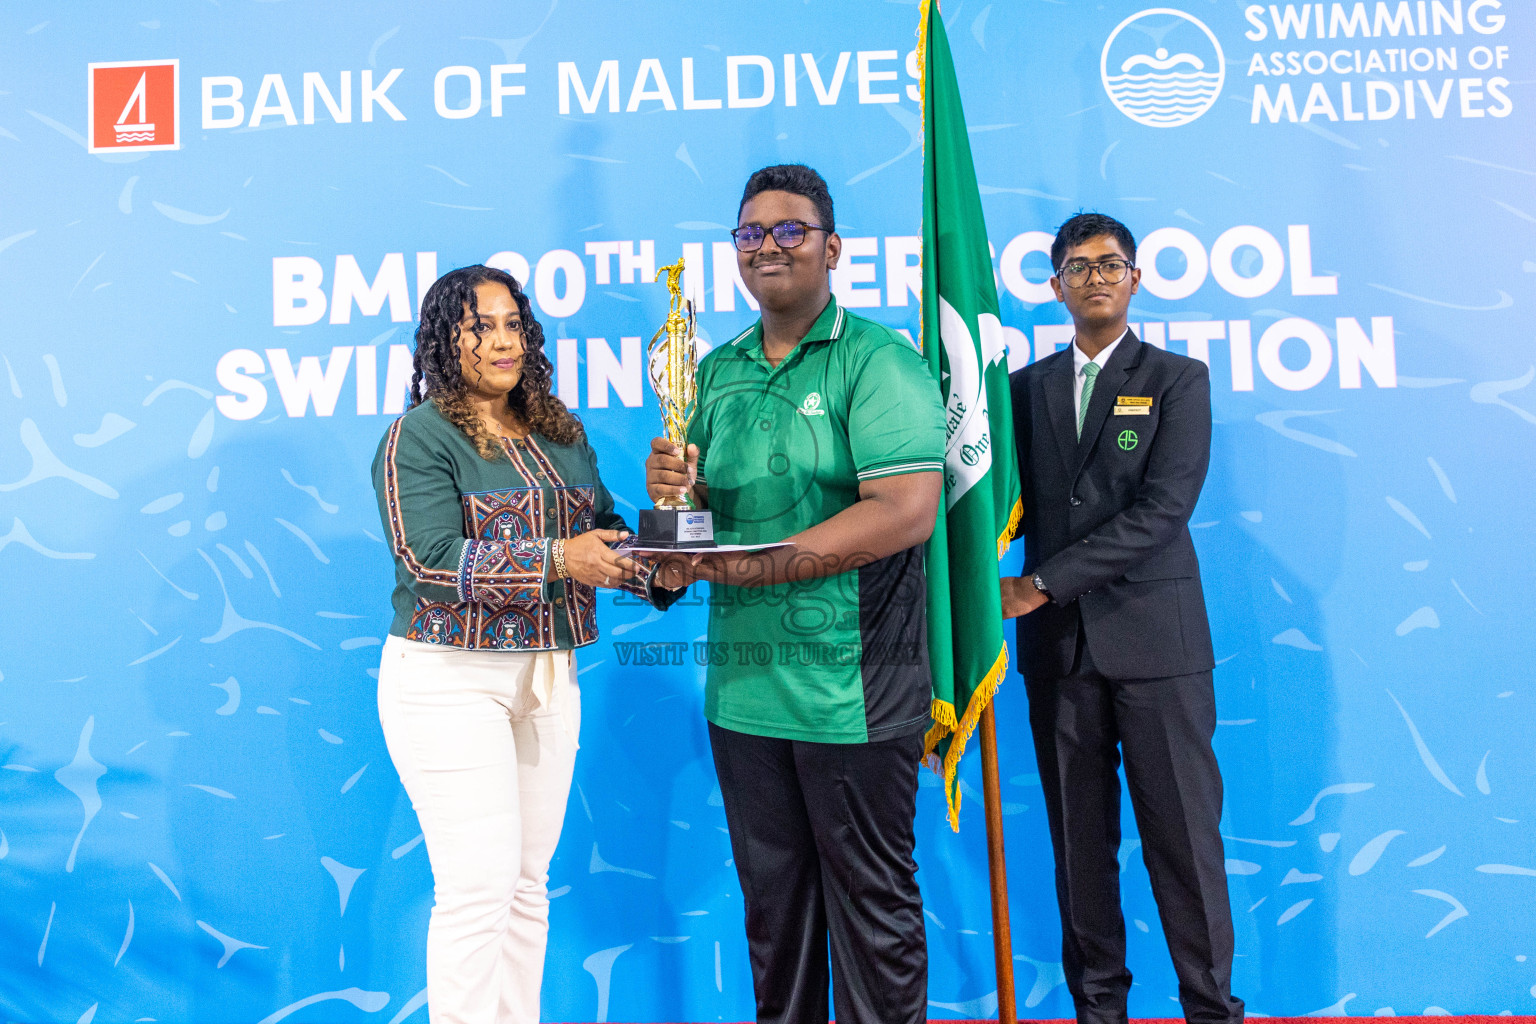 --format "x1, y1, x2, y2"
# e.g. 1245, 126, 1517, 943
1114, 396, 1151, 416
